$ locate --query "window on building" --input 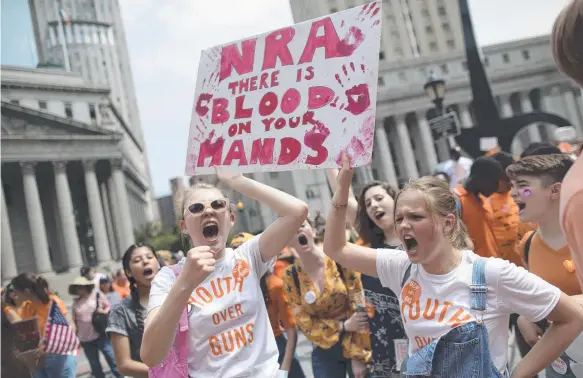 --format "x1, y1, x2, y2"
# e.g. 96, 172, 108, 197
379, 51, 385, 60
425, 25, 433, 34
430, 41, 438, 51
269, 171, 279, 179
462, 61, 468, 70
522, 50, 530, 60
378, 76, 385, 86
446, 39, 455, 49
442, 22, 450, 32
438, 6, 447, 16
39, 101, 47, 109
89, 103, 97, 124
10, 100, 19, 105
64, 102, 73, 118
441, 64, 449, 74
503, 53, 510, 63
330, 7, 338, 13
398, 72, 406, 82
